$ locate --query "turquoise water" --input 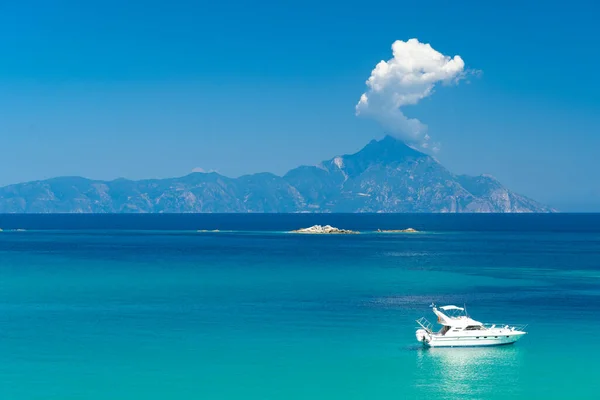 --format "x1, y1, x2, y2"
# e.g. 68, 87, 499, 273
1, 215, 599, 399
